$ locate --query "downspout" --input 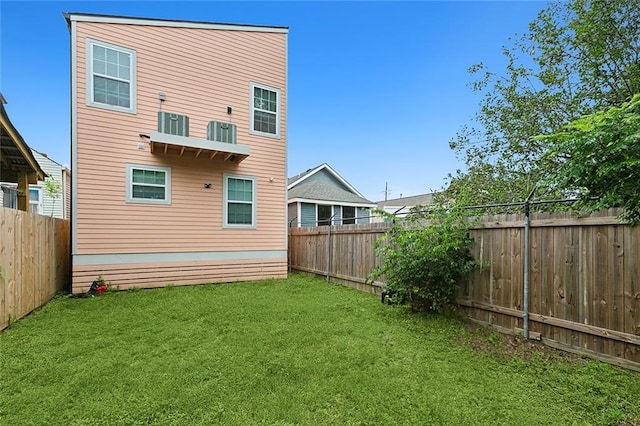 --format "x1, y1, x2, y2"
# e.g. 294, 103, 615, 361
523, 186, 536, 340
